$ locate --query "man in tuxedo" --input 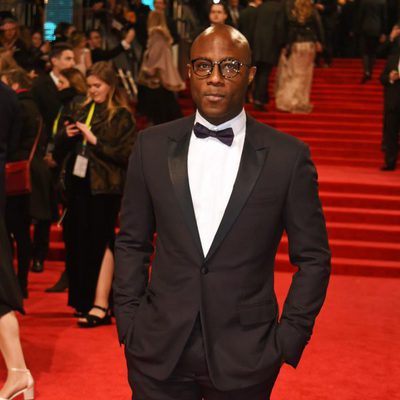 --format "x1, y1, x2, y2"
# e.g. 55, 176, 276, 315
30, 43, 75, 277
114, 25, 331, 400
